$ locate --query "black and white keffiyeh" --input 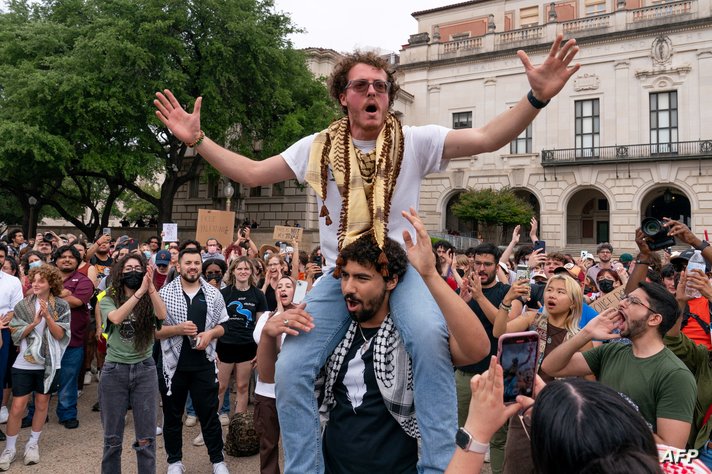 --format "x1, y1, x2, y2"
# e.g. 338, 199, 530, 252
318, 315, 419, 438
159, 277, 228, 395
